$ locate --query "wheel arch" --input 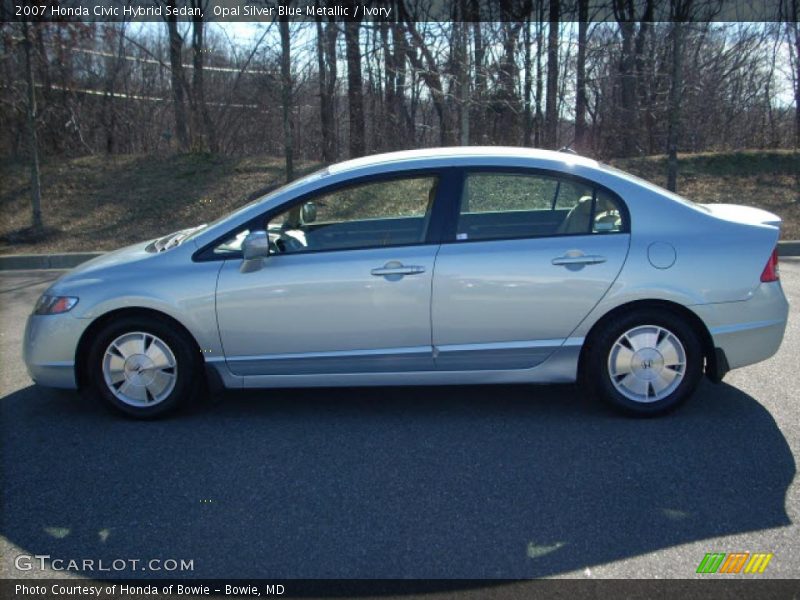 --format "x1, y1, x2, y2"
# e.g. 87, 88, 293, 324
74, 307, 204, 390
578, 299, 720, 382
